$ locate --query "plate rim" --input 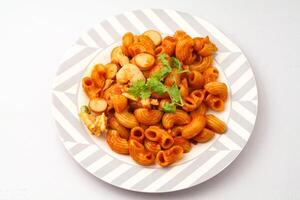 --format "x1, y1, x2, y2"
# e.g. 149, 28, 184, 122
51, 8, 258, 193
